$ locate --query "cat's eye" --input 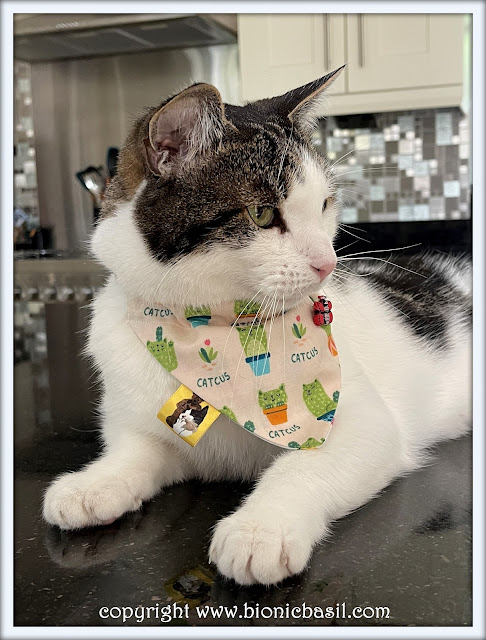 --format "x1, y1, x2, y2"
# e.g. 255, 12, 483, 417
322, 198, 328, 212
247, 205, 275, 228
